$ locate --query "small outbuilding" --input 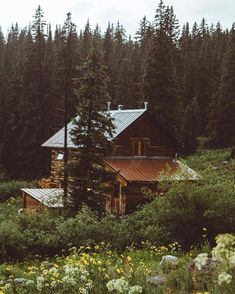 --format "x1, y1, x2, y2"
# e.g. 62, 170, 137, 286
22, 188, 64, 211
